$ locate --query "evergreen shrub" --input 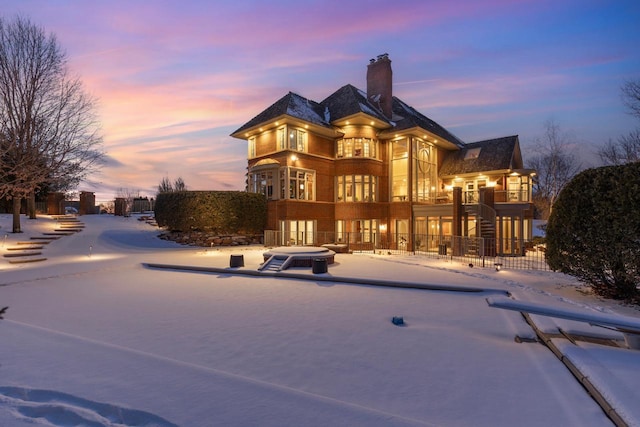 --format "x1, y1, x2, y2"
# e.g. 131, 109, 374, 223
546, 162, 640, 301
154, 191, 266, 235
